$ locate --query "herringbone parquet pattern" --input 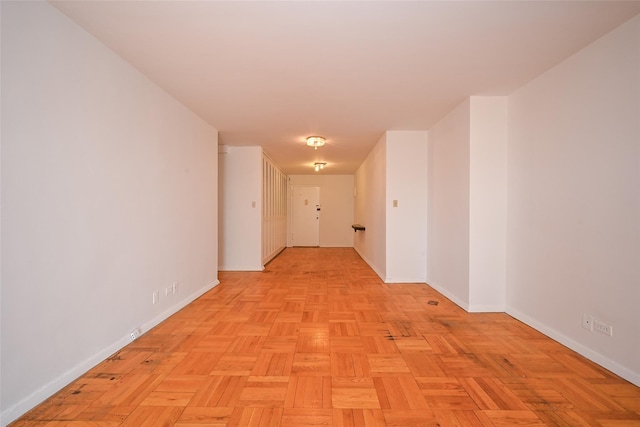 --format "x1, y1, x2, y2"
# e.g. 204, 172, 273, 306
11, 248, 640, 426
